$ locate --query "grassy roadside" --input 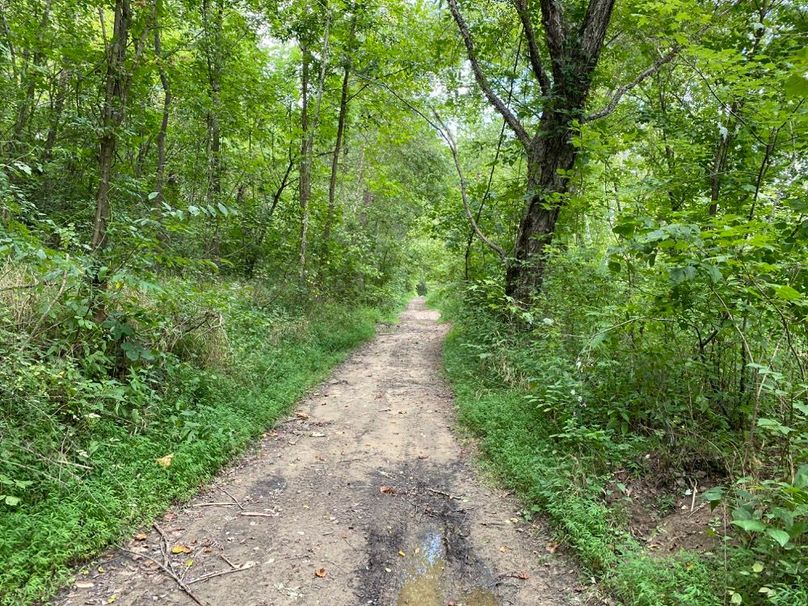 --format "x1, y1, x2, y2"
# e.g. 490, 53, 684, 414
0, 287, 406, 606
429, 289, 723, 606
